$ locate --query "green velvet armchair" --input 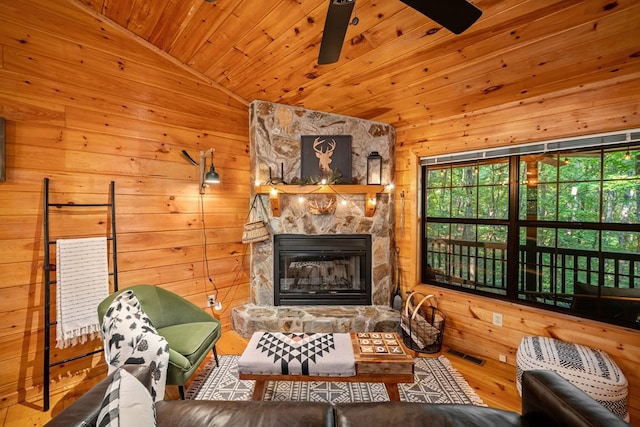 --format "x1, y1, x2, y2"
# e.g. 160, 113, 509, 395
97, 284, 221, 399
